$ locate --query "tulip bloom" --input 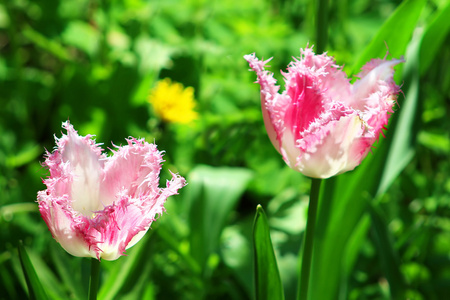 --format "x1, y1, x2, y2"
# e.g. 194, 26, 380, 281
245, 47, 403, 178
38, 122, 186, 260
